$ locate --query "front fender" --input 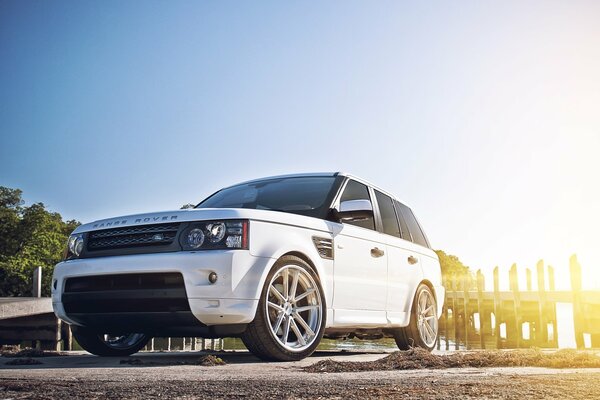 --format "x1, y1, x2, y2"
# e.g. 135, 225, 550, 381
248, 220, 334, 312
